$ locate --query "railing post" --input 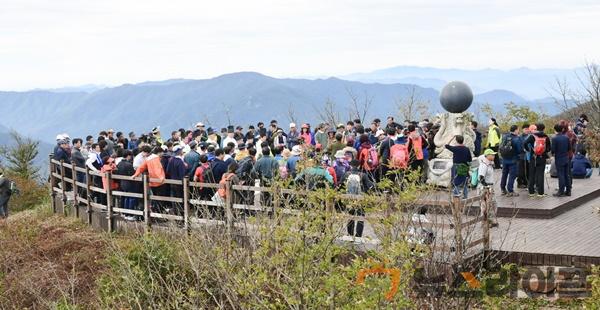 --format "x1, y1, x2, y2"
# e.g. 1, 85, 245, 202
482, 188, 491, 268
143, 174, 151, 232
71, 161, 79, 219
85, 166, 92, 225
59, 160, 67, 216
183, 177, 190, 233
49, 154, 57, 214
225, 180, 234, 235
106, 171, 114, 233
452, 196, 463, 263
